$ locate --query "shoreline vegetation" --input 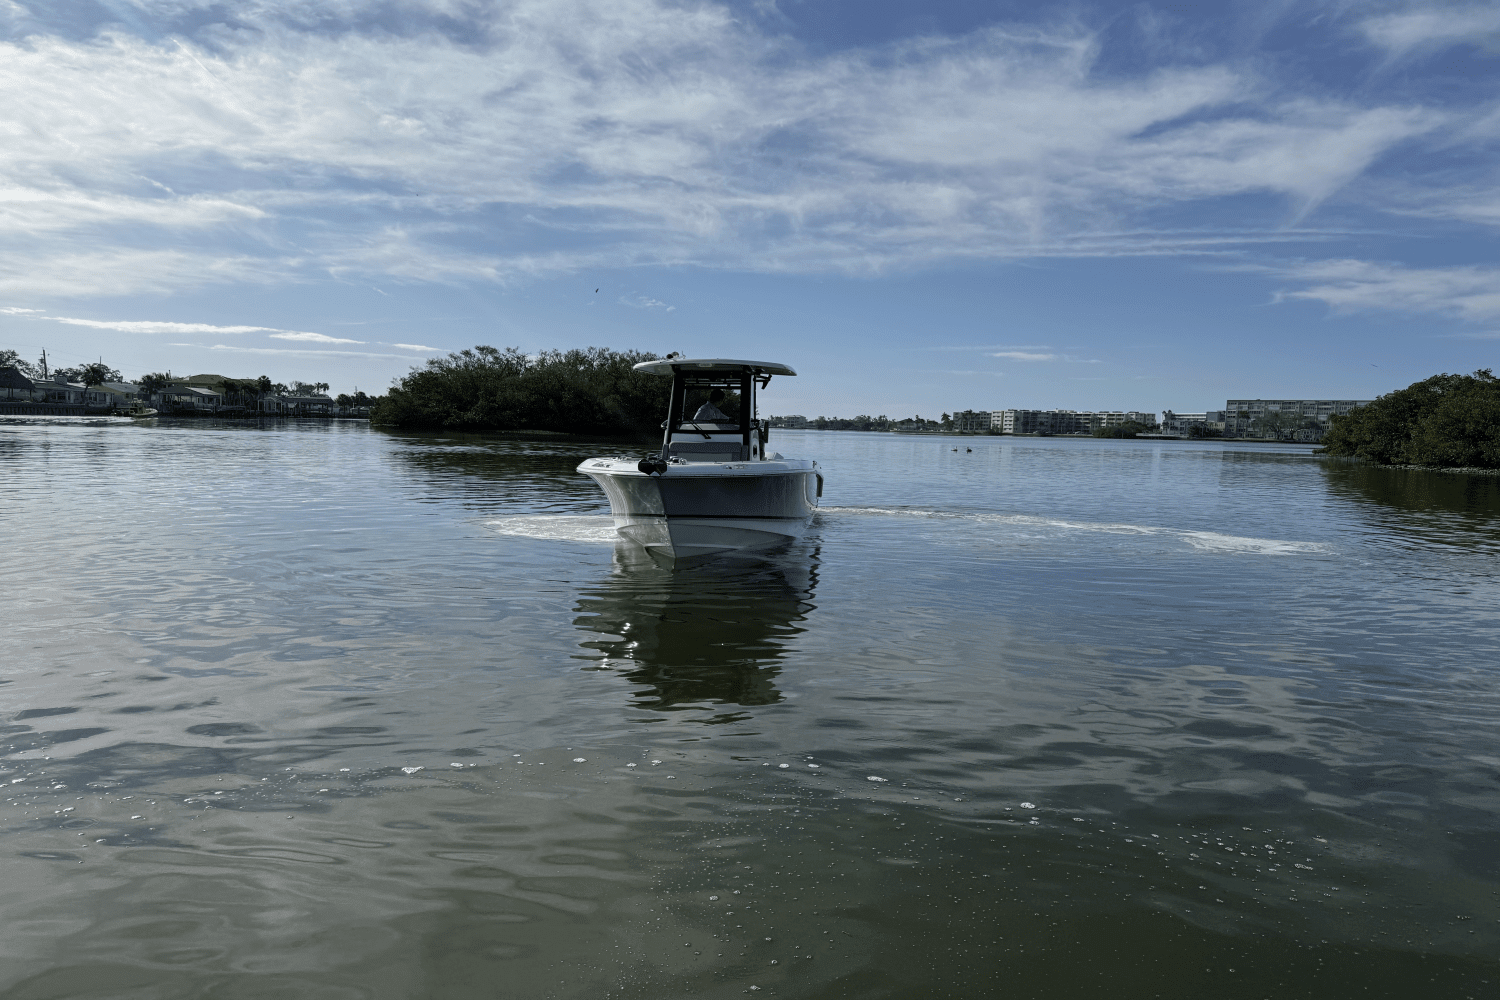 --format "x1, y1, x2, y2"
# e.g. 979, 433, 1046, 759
371, 346, 670, 438
1321, 370, 1500, 470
